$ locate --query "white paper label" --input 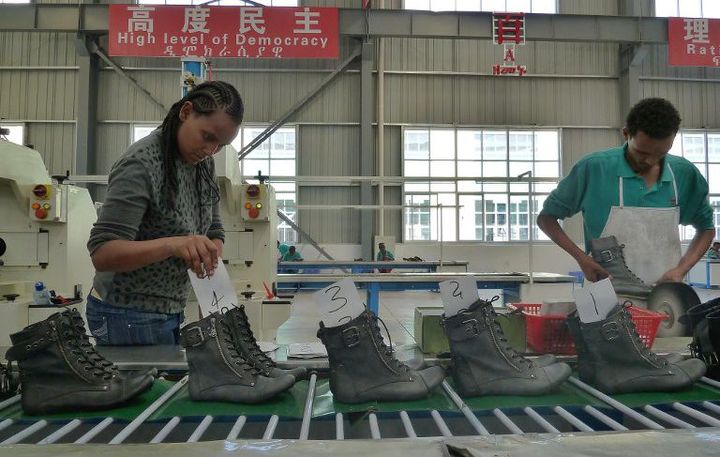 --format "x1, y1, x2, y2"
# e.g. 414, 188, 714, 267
313, 278, 366, 327
188, 259, 239, 317
439, 276, 480, 317
573, 278, 619, 323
